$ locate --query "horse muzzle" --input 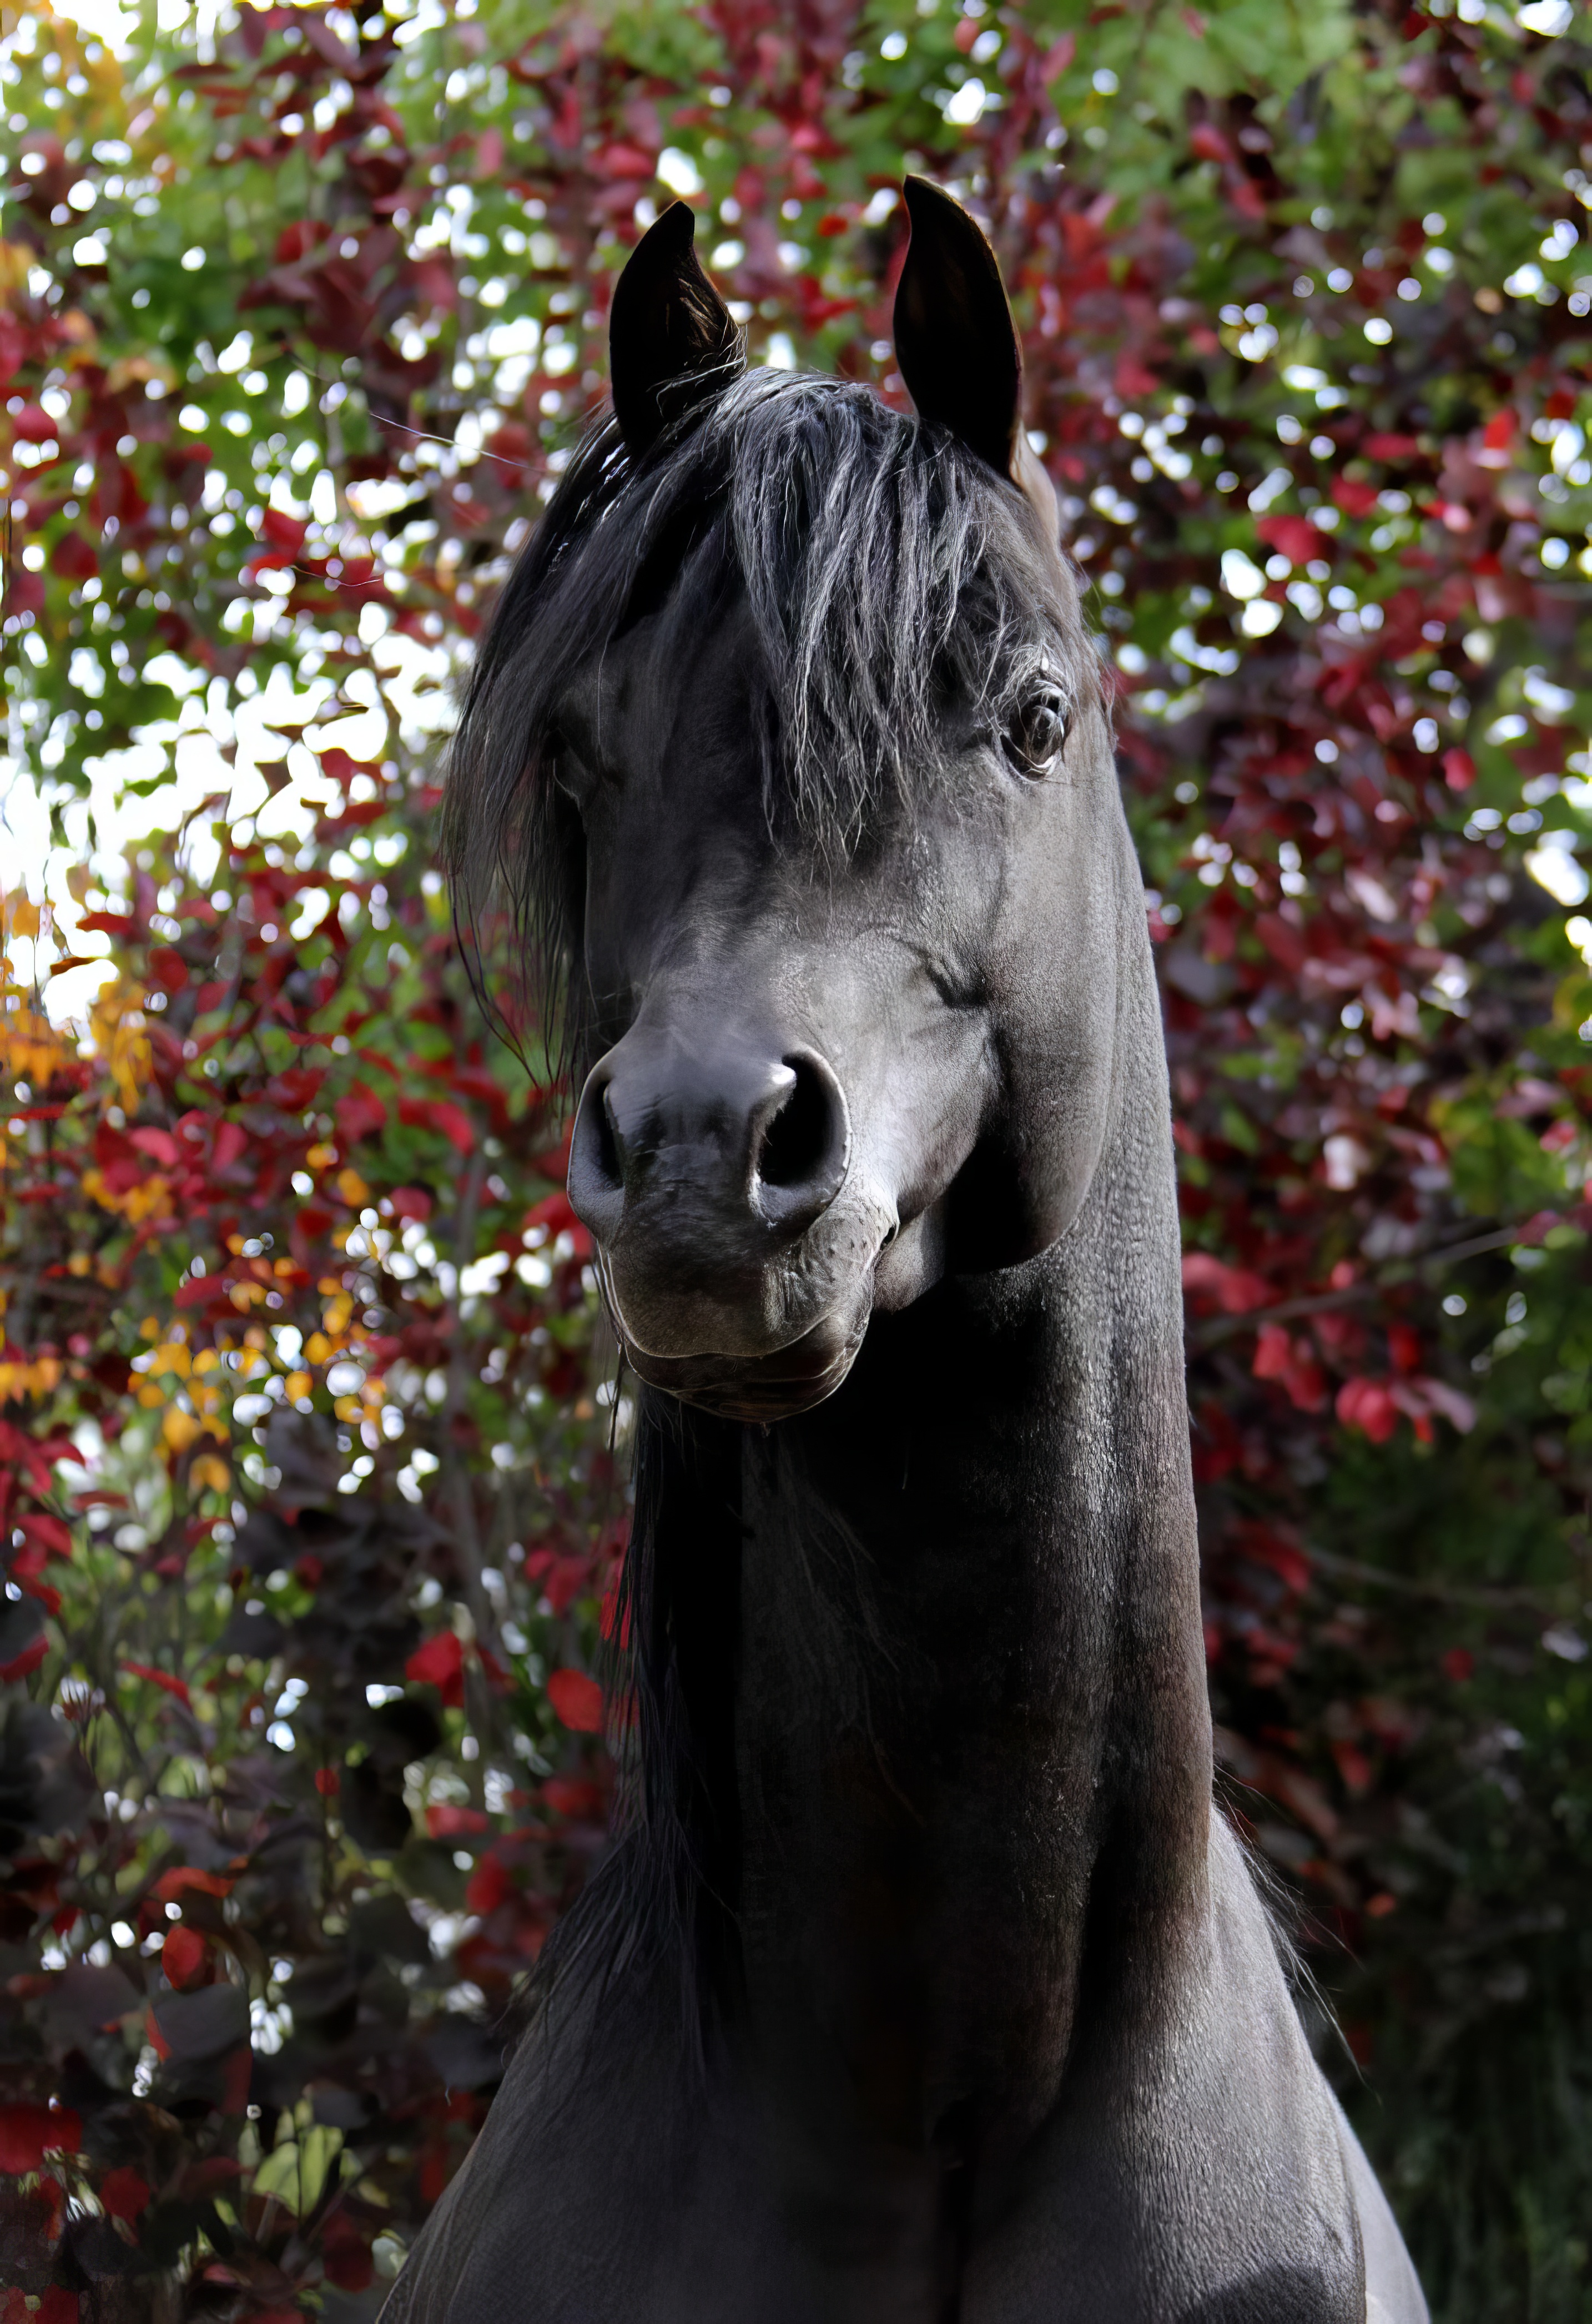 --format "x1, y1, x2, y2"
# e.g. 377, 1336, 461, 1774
567, 1022, 879, 1419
